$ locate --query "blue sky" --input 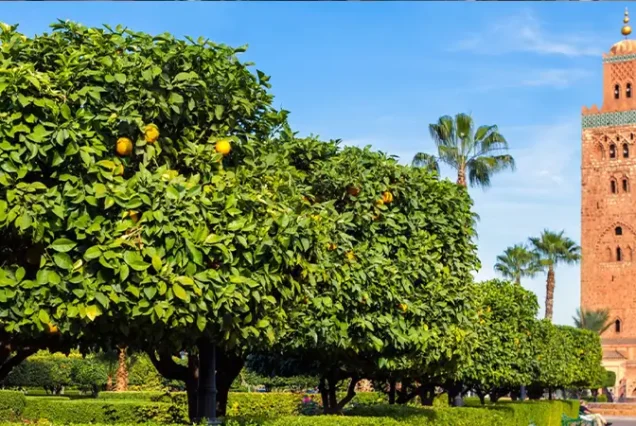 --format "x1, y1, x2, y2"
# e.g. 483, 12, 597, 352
2, 2, 629, 326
